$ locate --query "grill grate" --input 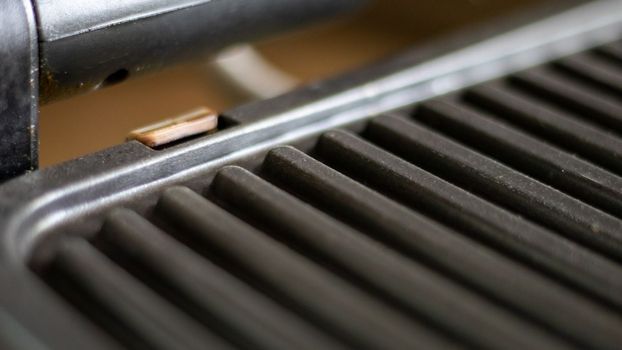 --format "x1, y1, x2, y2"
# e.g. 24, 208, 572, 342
34, 41, 622, 349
